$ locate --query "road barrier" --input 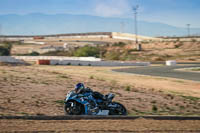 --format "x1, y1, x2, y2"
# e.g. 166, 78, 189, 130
13, 56, 102, 62
166, 60, 177, 66
49, 60, 150, 66
36, 60, 50, 65
0, 56, 24, 63
0, 56, 150, 66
